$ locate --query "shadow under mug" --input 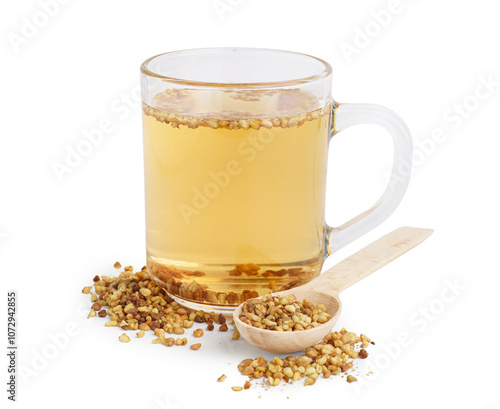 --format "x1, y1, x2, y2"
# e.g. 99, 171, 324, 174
140, 48, 412, 312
